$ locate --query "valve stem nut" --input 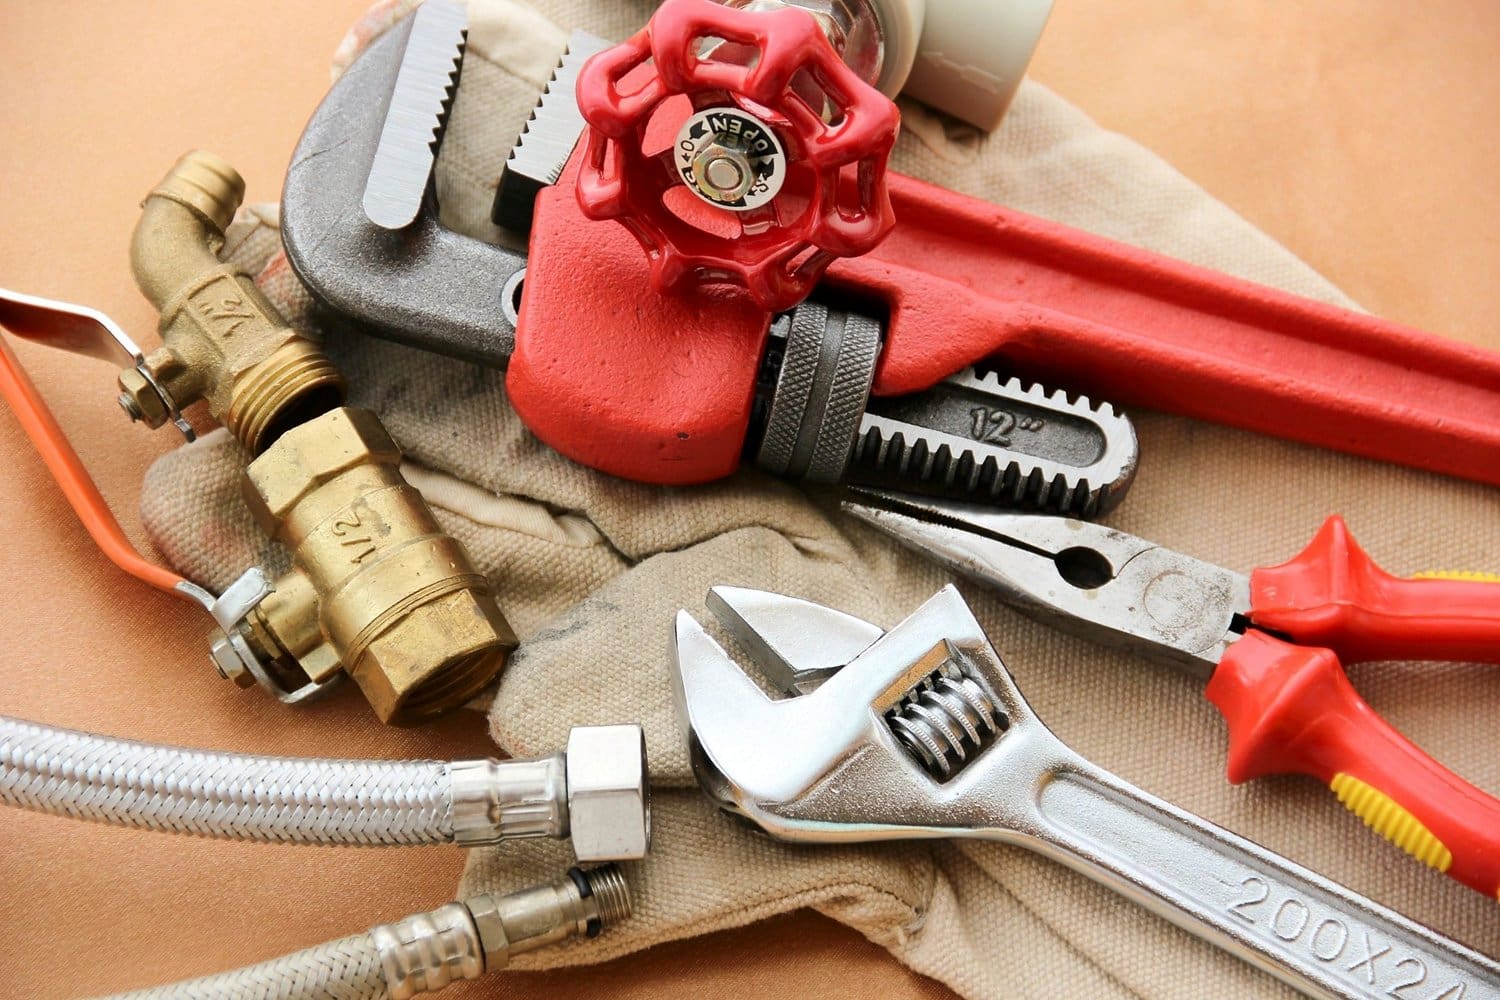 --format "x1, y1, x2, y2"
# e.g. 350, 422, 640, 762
117, 367, 169, 428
